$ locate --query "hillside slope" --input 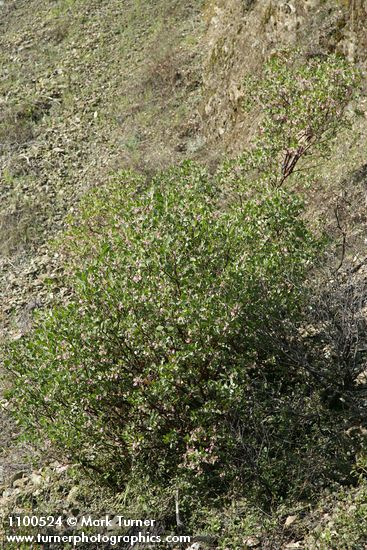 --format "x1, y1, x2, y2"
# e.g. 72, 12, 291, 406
0, 1, 366, 549
0, 0, 206, 494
